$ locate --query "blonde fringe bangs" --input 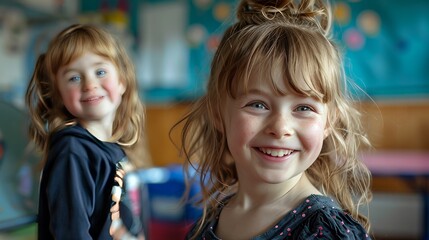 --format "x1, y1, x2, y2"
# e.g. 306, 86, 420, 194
218, 24, 340, 106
